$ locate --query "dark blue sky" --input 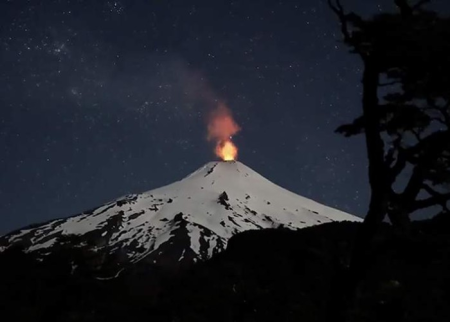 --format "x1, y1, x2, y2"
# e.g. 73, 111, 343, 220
1, 0, 449, 234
